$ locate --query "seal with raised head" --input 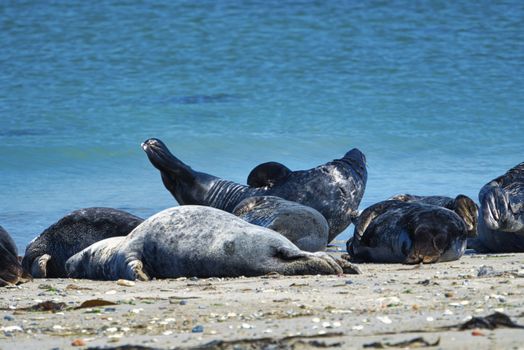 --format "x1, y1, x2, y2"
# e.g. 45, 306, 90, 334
65, 206, 352, 280
347, 200, 469, 263
390, 194, 478, 237
471, 162, 524, 252
232, 196, 329, 252
0, 225, 31, 286
22, 208, 143, 278
141, 138, 367, 242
